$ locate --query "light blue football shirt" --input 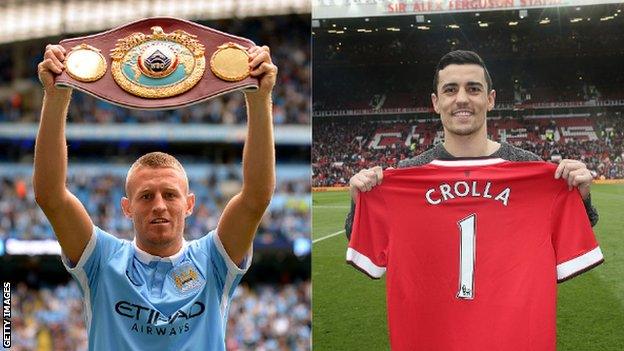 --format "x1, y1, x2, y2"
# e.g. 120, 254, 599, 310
62, 226, 251, 351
